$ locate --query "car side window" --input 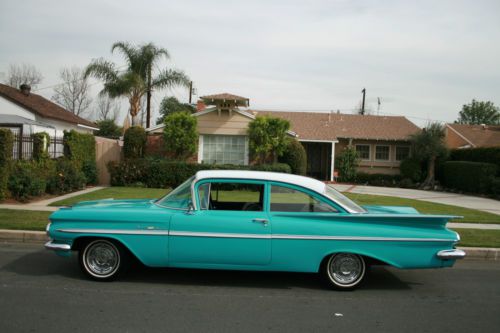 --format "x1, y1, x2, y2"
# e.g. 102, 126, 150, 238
198, 183, 211, 210
270, 185, 338, 213
208, 182, 264, 211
